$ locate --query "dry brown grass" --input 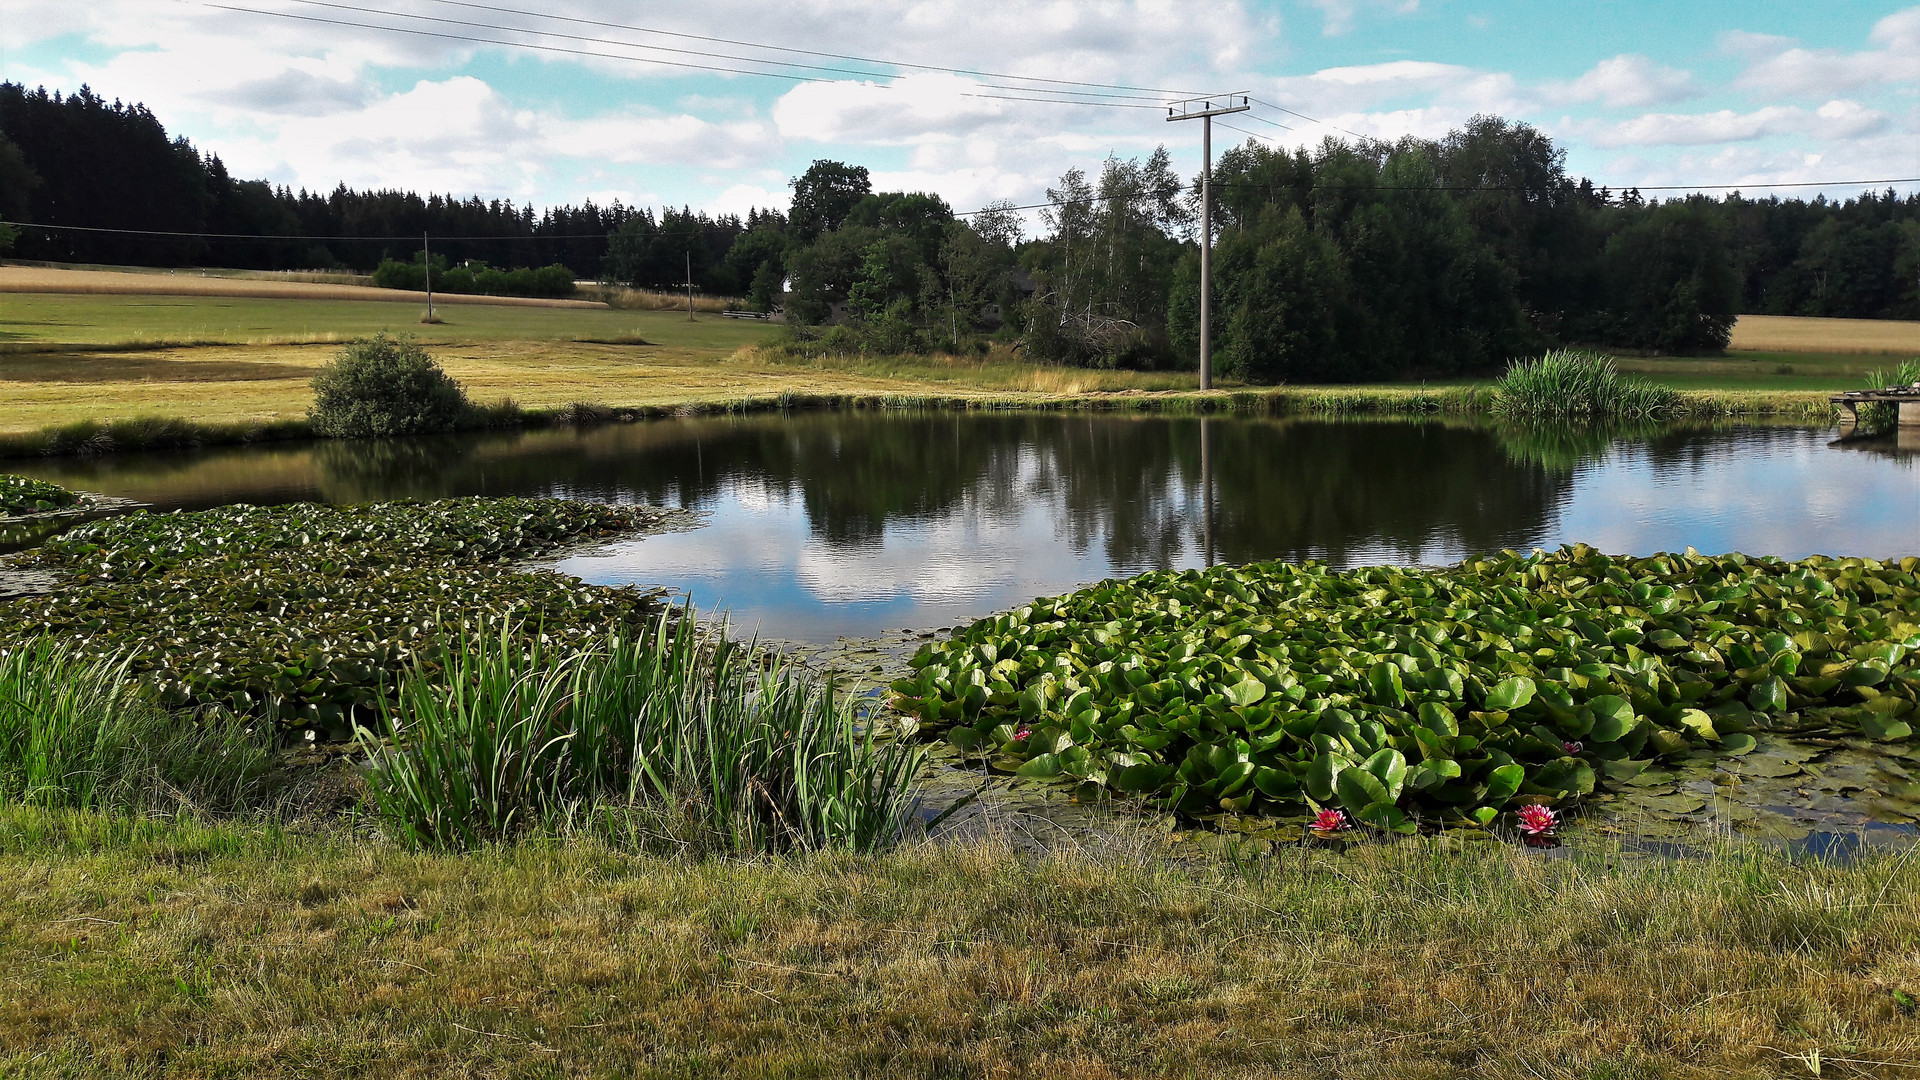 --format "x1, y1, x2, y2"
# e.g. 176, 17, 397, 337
575, 283, 743, 313
0, 266, 608, 309
0, 807, 1916, 1078
1730, 314, 1920, 355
